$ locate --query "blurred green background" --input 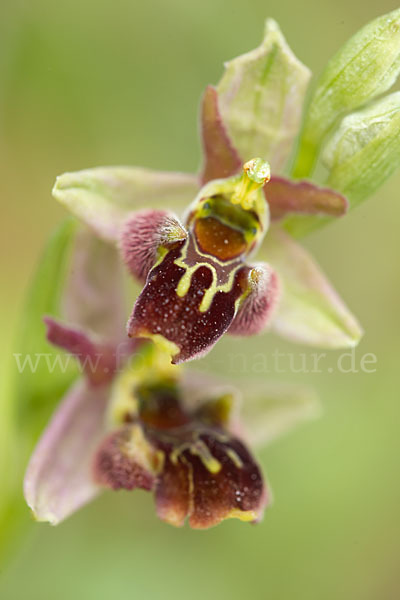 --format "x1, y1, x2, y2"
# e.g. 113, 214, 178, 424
1, 0, 400, 598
